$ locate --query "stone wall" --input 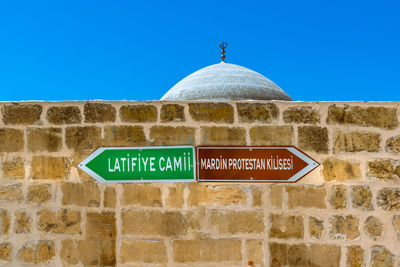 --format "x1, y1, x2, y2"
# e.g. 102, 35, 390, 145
0, 101, 399, 266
